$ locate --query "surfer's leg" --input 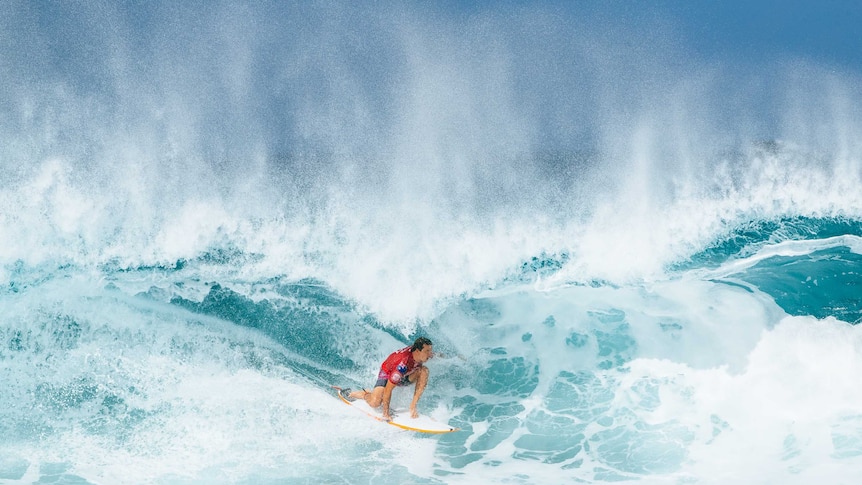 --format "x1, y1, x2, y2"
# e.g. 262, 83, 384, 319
364, 385, 386, 407
358, 376, 388, 407
347, 388, 369, 400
